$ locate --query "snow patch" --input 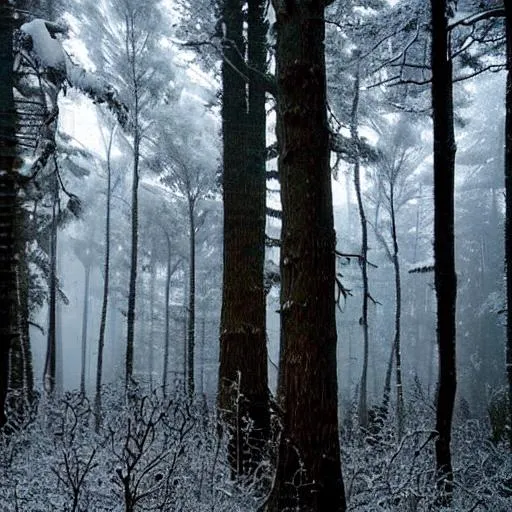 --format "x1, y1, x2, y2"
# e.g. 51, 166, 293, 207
21, 19, 66, 70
